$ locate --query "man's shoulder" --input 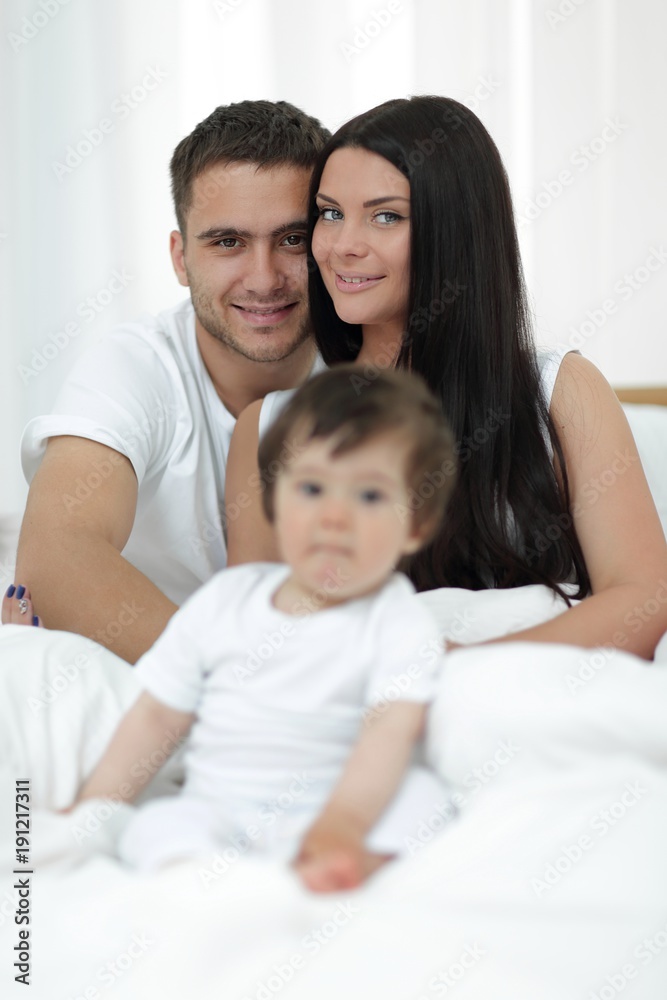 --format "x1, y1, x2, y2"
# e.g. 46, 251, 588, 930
98, 298, 194, 356
59, 298, 196, 398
